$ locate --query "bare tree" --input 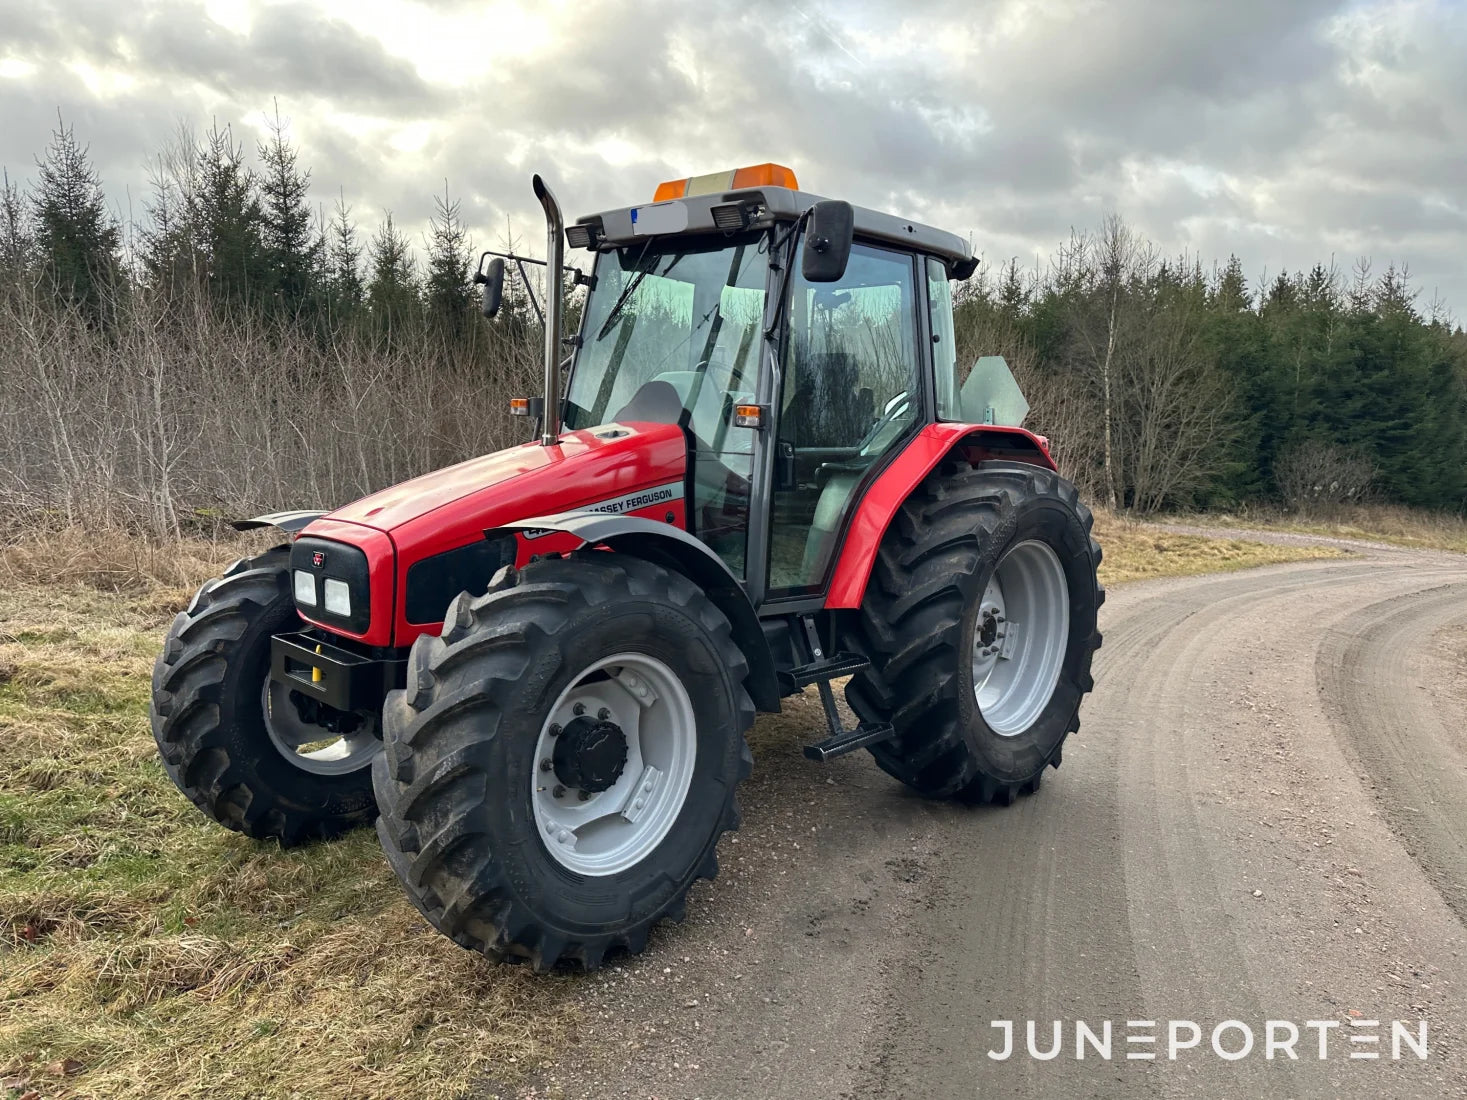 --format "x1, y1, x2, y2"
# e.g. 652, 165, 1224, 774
1119, 292, 1234, 512
1056, 217, 1154, 509
1274, 440, 1376, 515
0, 270, 547, 538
